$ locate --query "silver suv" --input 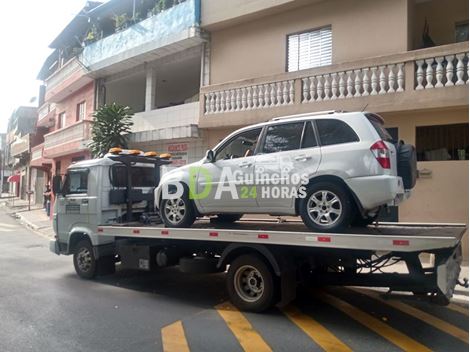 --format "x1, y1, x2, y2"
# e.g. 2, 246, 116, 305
155, 111, 416, 232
